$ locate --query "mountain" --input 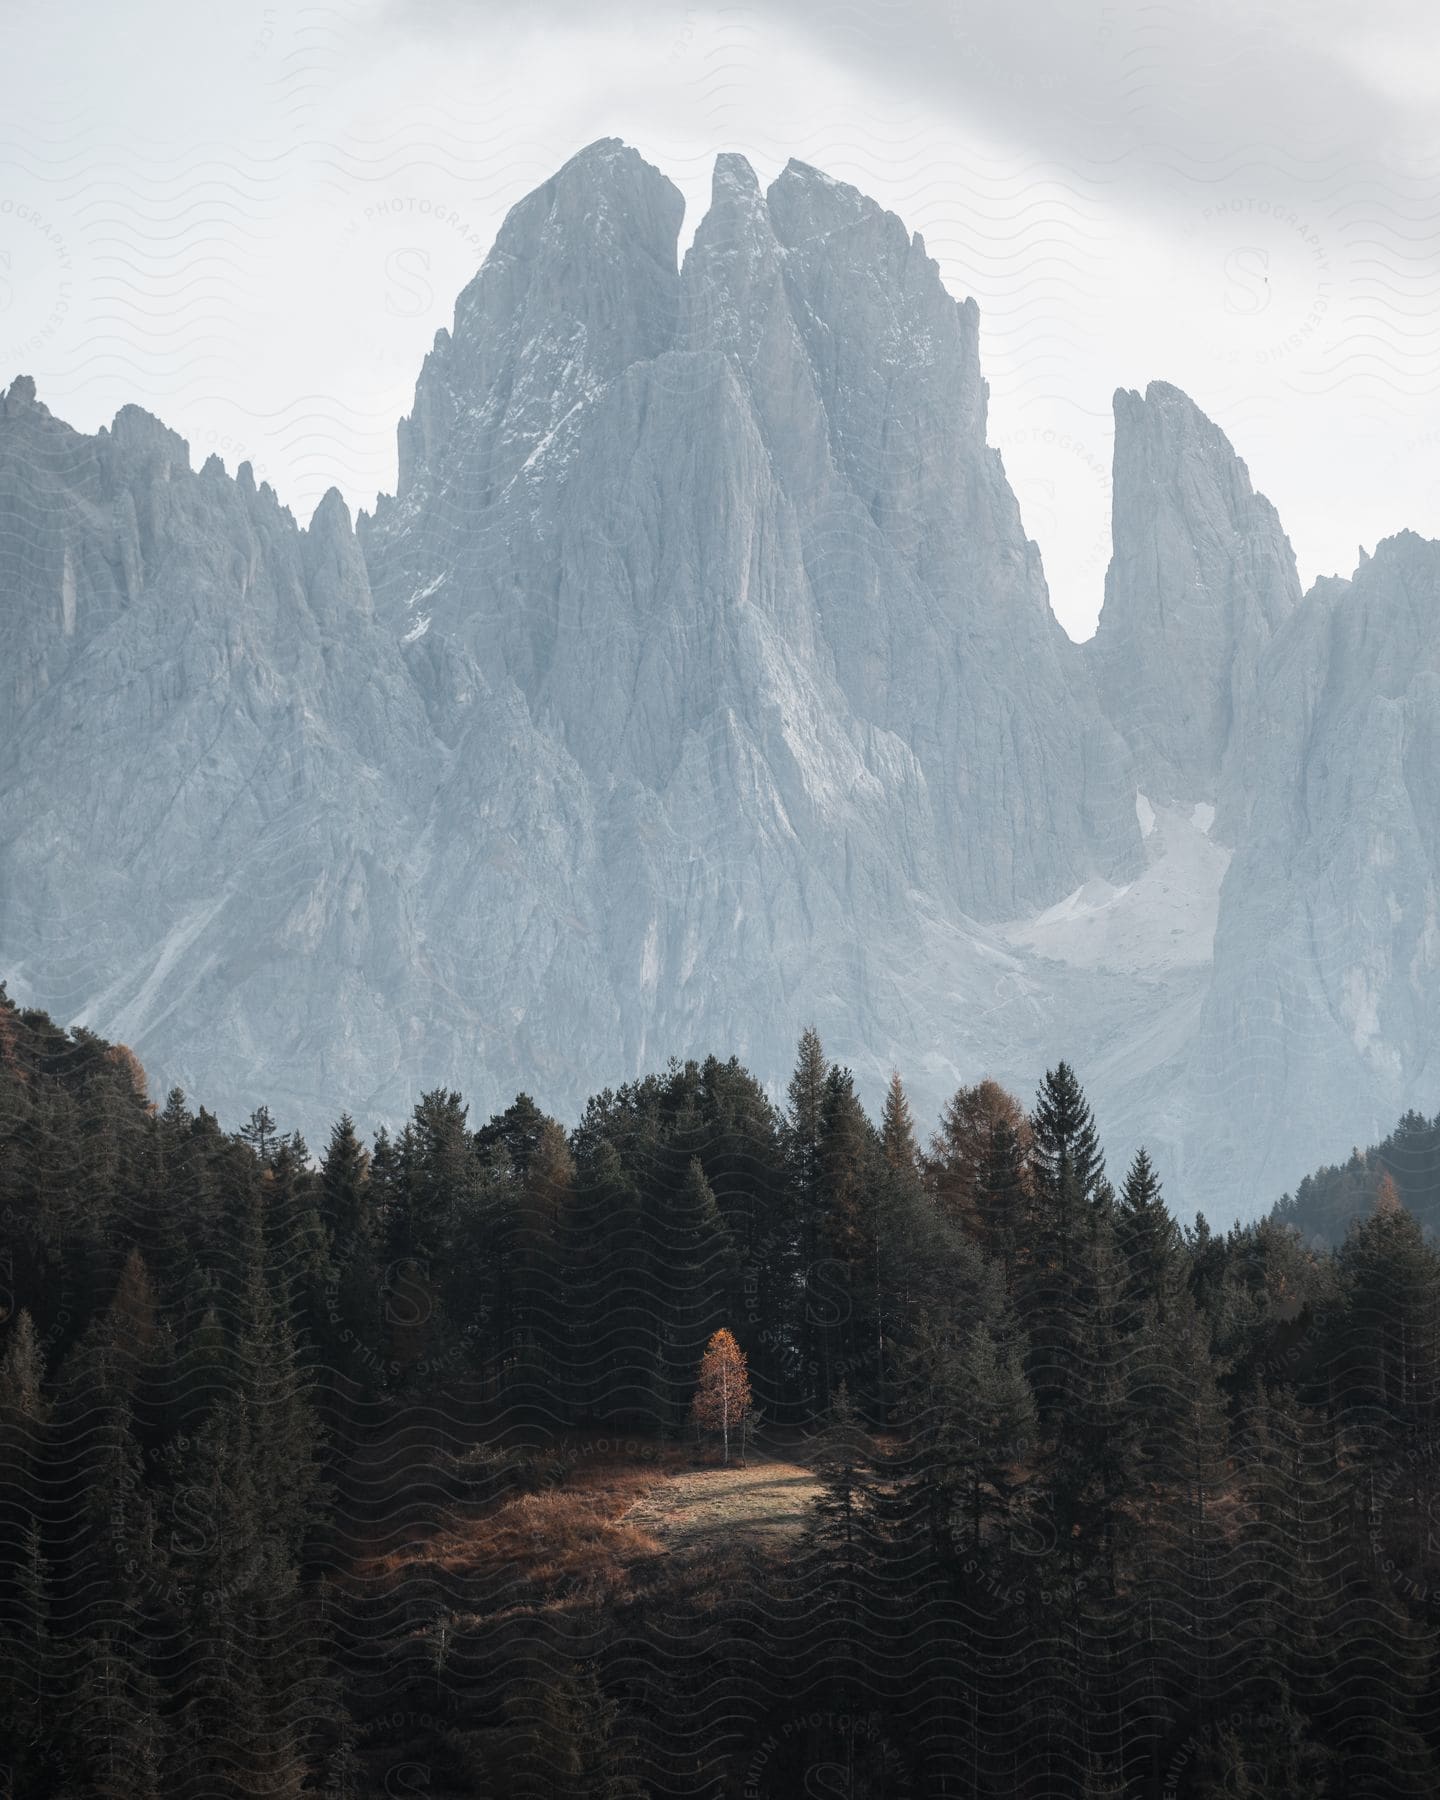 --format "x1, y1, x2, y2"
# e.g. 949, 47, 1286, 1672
0, 141, 1435, 1225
